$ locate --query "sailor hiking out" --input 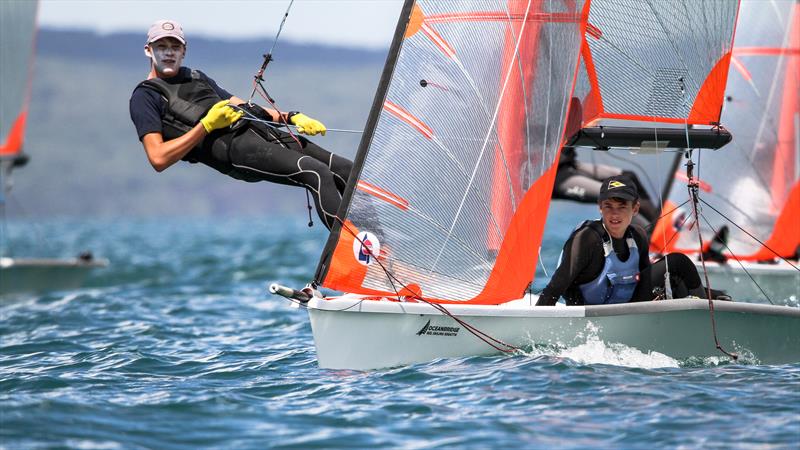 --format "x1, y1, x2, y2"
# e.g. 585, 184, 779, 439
128, 19, 352, 229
